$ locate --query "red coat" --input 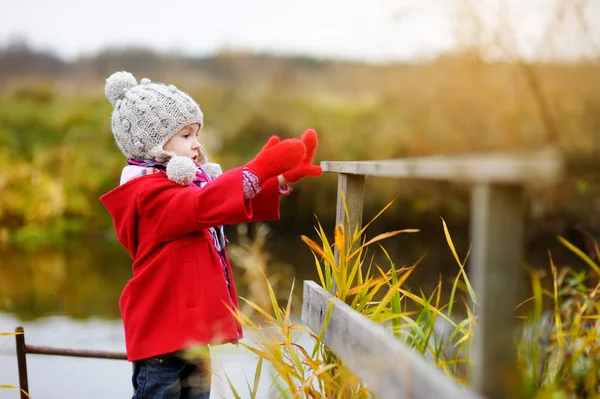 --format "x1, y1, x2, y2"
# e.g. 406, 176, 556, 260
100, 167, 282, 361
